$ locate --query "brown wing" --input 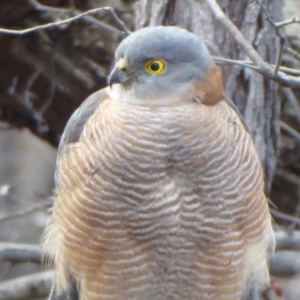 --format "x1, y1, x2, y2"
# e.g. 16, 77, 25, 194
43, 87, 109, 294
55, 88, 109, 182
